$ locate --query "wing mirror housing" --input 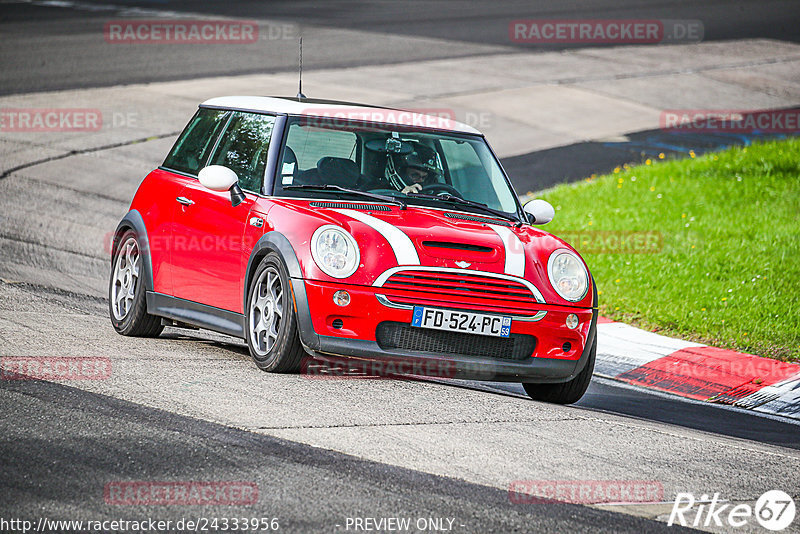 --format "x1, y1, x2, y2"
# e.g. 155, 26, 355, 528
523, 199, 555, 225
198, 165, 246, 207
